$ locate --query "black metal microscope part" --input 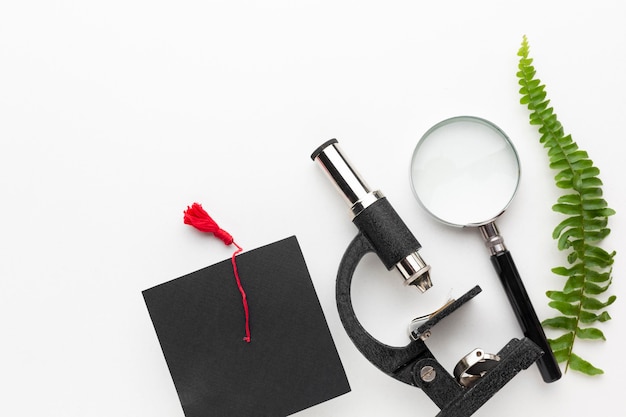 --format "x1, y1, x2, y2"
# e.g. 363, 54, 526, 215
311, 139, 432, 292
311, 139, 543, 417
